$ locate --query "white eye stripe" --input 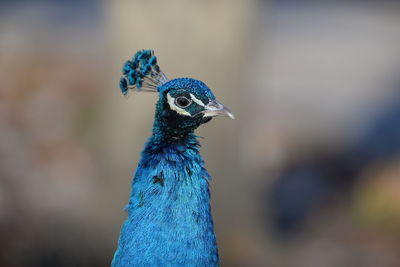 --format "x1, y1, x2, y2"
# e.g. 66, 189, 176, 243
189, 94, 205, 107
166, 92, 207, 117
167, 93, 191, 116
